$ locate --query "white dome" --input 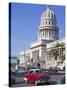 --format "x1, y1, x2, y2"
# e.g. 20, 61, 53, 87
39, 7, 57, 27
41, 8, 56, 20
38, 7, 59, 41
